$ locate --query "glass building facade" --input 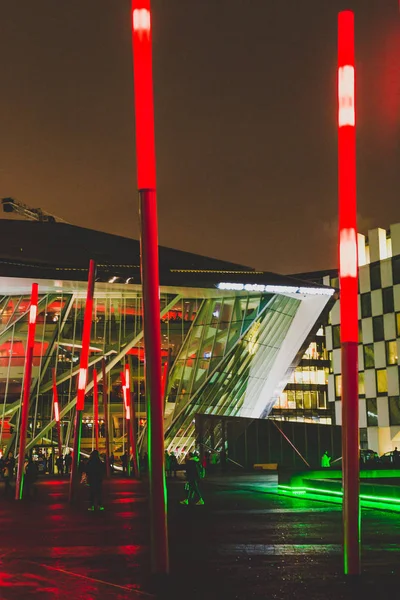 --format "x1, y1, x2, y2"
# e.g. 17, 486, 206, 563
0, 219, 335, 459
